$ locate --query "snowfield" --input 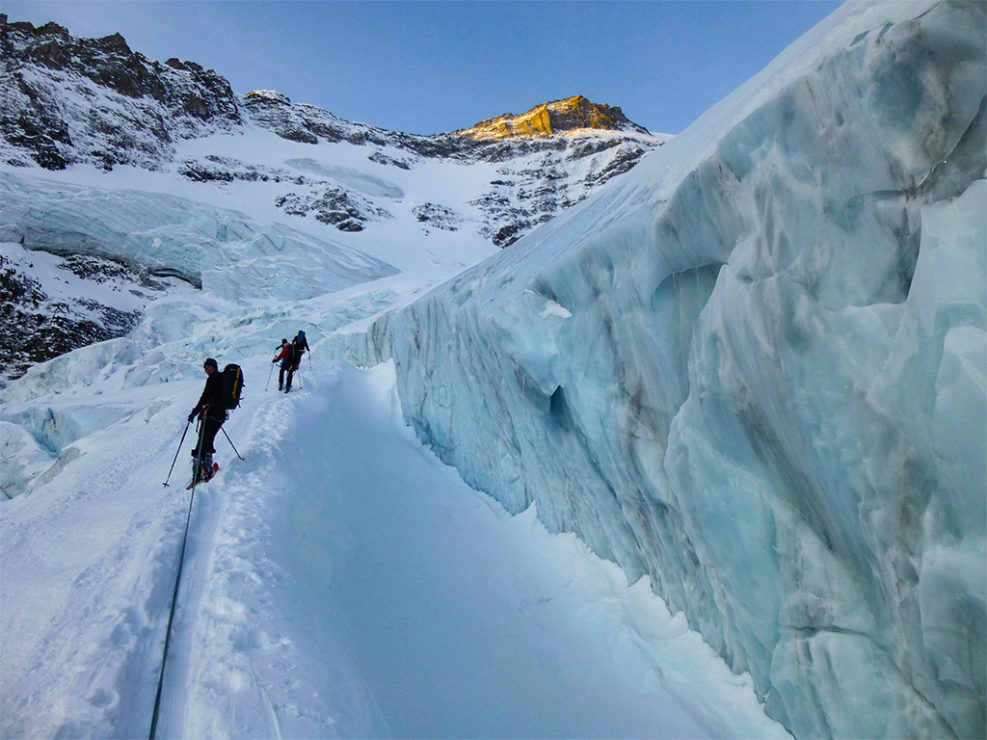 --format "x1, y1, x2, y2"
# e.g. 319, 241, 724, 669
1, 357, 786, 738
